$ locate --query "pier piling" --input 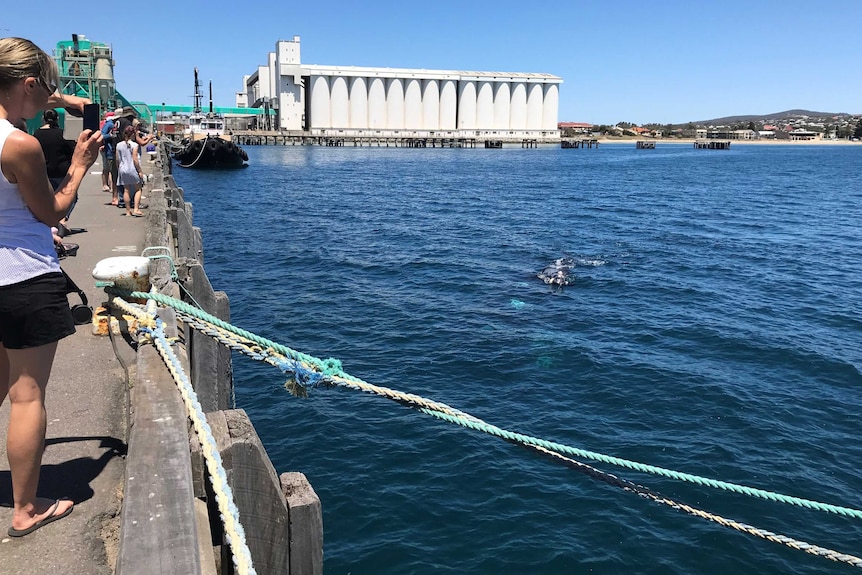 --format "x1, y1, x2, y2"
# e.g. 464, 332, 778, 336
694, 139, 731, 150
